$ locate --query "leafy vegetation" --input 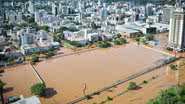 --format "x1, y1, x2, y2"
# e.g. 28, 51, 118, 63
100, 101, 106, 104
141, 39, 148, 45
113, 40, 121, 45
135, 38, 140, 43
148, 84, 185, 104
128, 82, 138, 90
30, 83, 46, 96
85, 95, 92, 100
53, 33, 63, 43
97, 41, 111, 48
116, 33, 122, 38
107, 96, 113, 101
53, 35, 60, 43
65, 40, 83, 47
31, 55, 39, 63
45, 50, 55, 58
143, 80, 148, 84
169, 64, 178, 70
119, 38, 127, 44
0, 80, 6, 104
113, 38, 127, 45
7, 56, 16, 64
145, 34, 154, 41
